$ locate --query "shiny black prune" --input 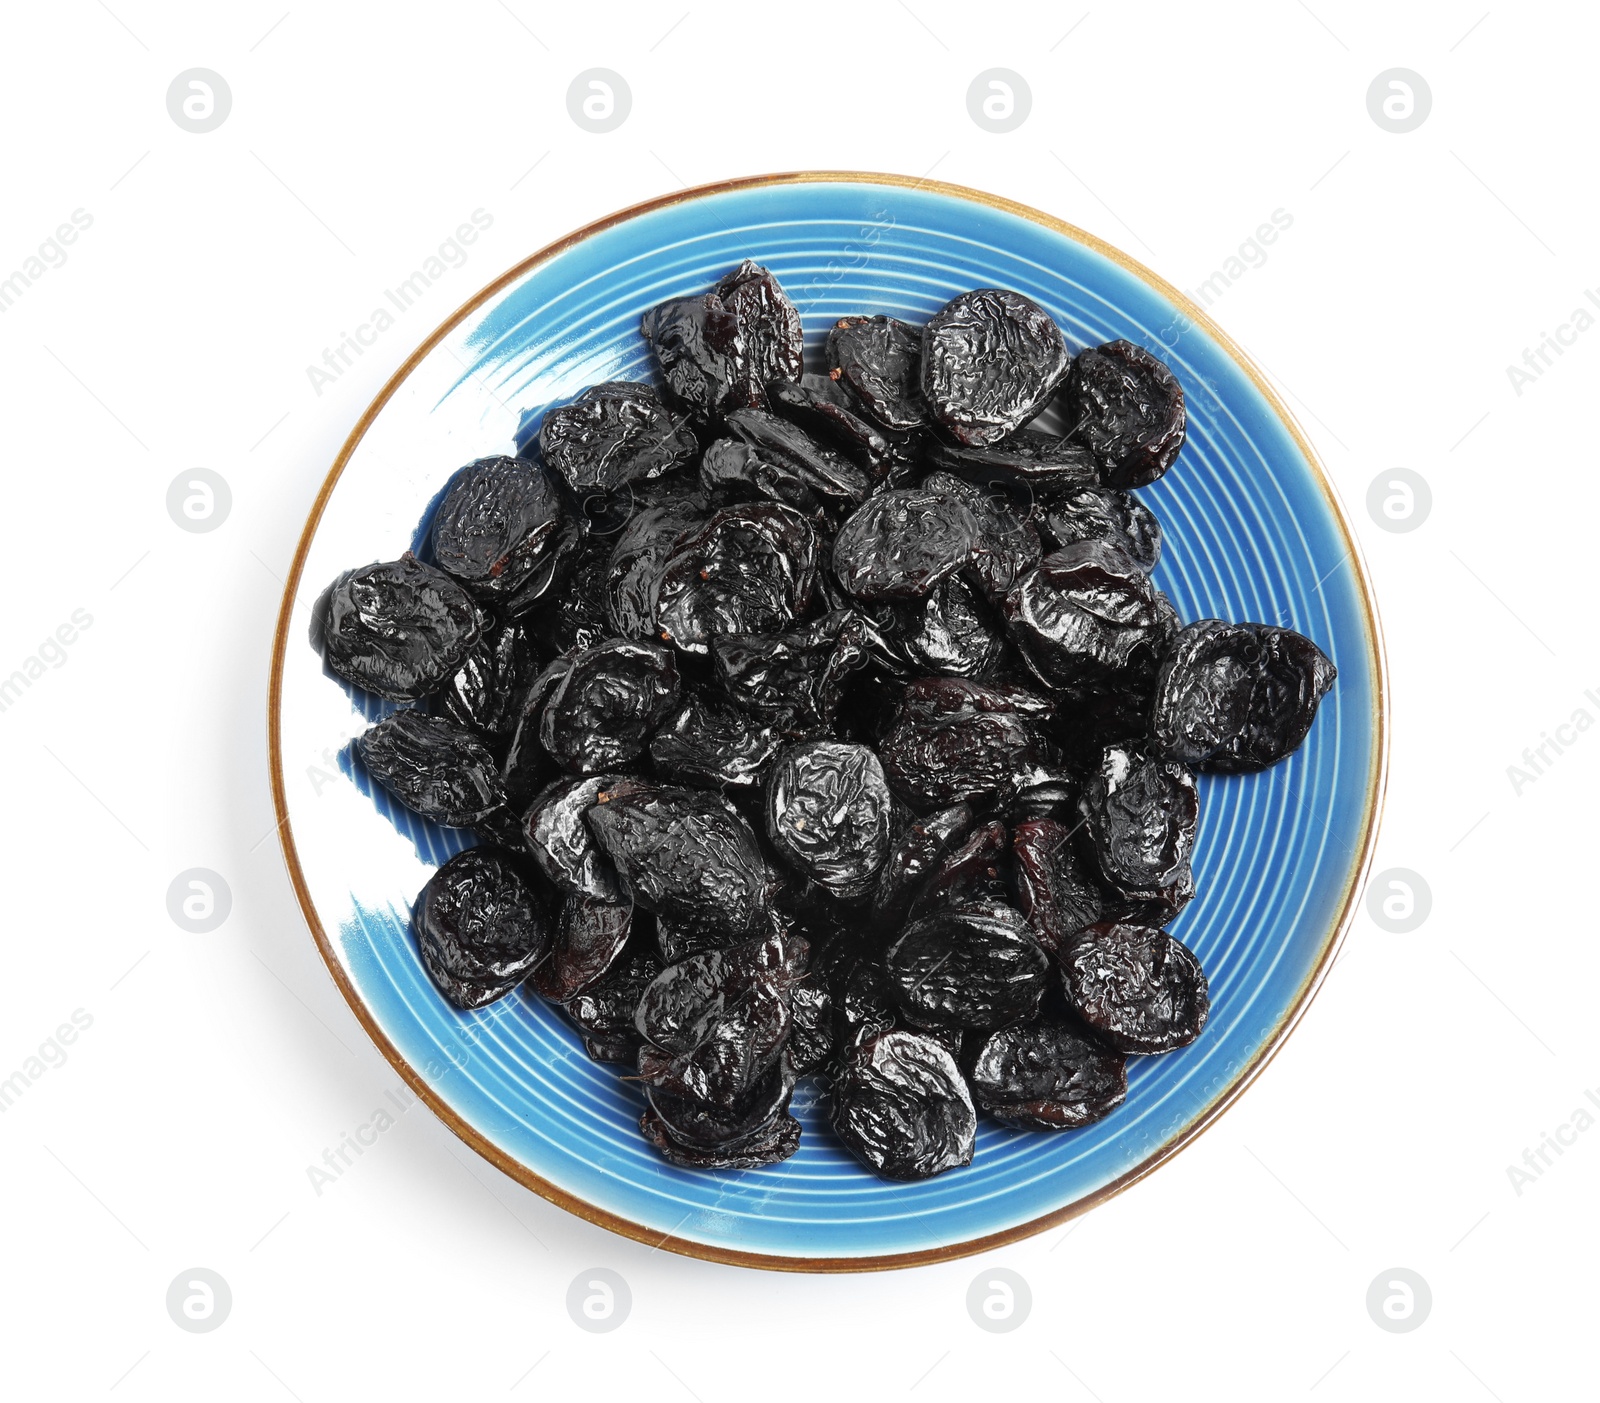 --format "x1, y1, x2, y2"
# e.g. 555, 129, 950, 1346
528, 536, 613, 655
787, 980, 834, 1074
502, 516, 585, 617
831, 487, 981, 603
1078, 744, 1198, 912
412, 849, 550, 1010
654, 502, 819, 654
829, 1029, 976, 1180
764, 380, 901, 478
537, 638, 679, 773
604, 497, 708, 640
968, 1022, 1127, 1130
531, 893, 633, 1002
878, 677, 1057, 809
562, 943, 662, 1063
712, 610, 873, 735
921, 289, 1069, 446
639, 1105, 801, 1169
921, 470, 1042, 604
713, 406, 873, 514
1038, 485, 1162, 573
1151, 620, 1336, 772
321, 556, 482, 701
499, 650, 579, 807
434, 619, 538, 743
358, 710, 510, 827
1059, 921, 1209, 1053
885, 902, 1049, 1030
925, 431, 1099, 492
904, 820, 1009, 921
1062, 340, 1185, 488
640, 260, 802, 421
1011, 817, 1117, 956
877, 575, 1006, 679
872, 803, 975, 925
826, 315, 930, 431
430, 456, 565, 599
654, 916, 735, 965
649, 694, 782, 789
538, 381, 699, 498
586, 786, 775, 936
645, 1055, 797, 1150
522, 774, 645, 899
766, 741, 895, 900
1004, 539, 1177, 691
